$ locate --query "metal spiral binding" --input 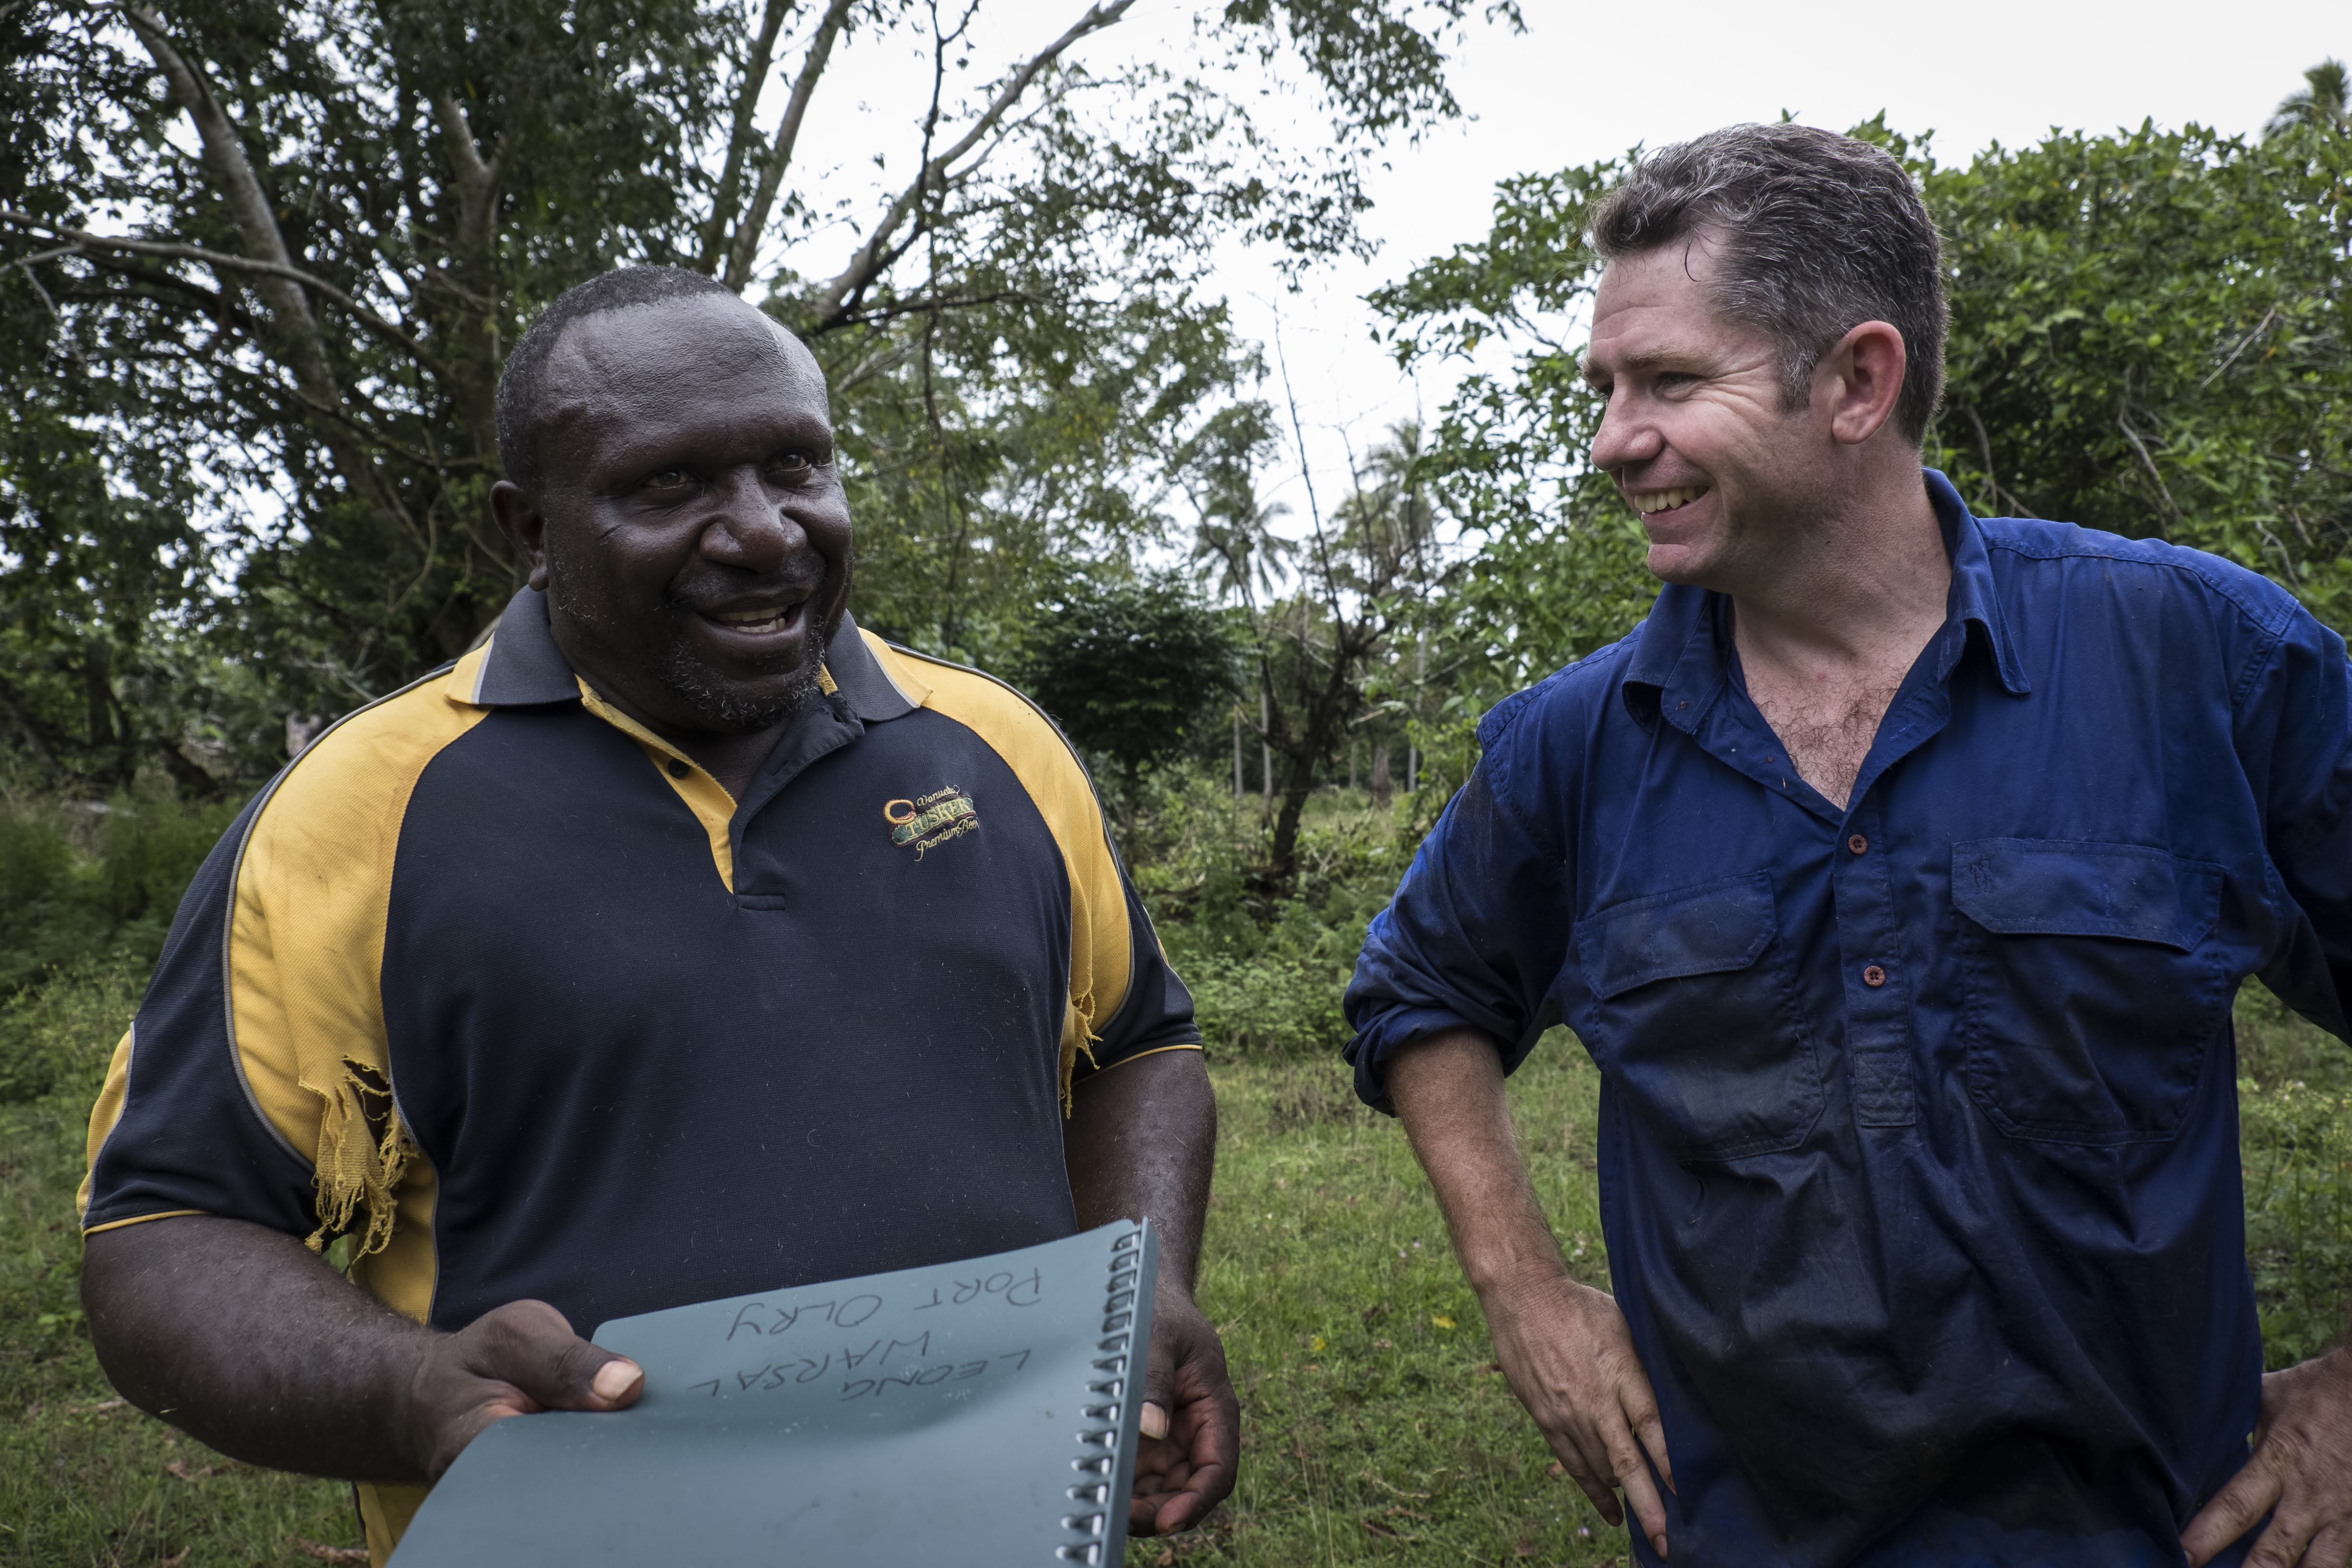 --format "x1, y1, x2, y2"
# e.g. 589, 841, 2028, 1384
1056, 1225, 1148, 1566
